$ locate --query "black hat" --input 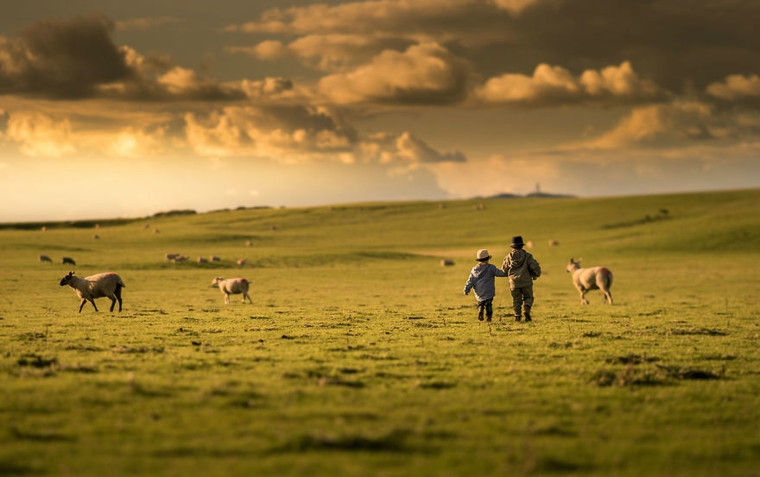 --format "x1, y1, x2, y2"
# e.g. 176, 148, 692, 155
511, 236, 525, 247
